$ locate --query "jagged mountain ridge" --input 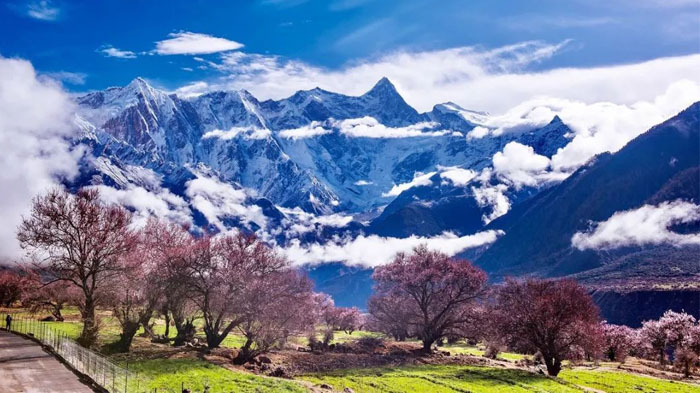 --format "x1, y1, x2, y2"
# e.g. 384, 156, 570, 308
72, 77, 572, 234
